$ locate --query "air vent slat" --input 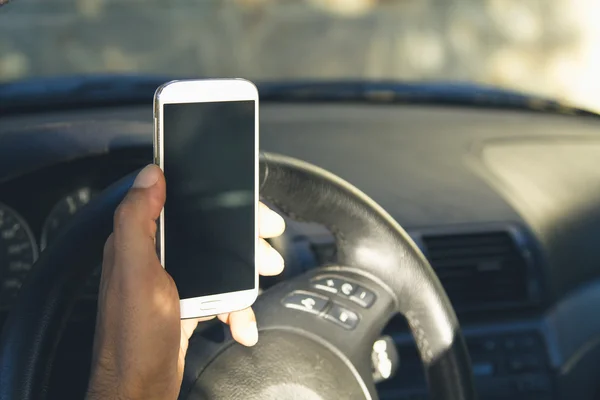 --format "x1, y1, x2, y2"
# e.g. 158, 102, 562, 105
422, 230, 531, 311
431, 258, 519, 268
427, 245, 514, 259
424, 234, 512, 249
